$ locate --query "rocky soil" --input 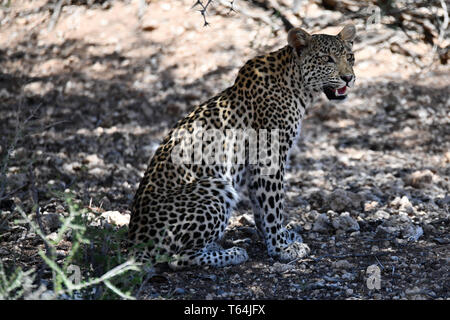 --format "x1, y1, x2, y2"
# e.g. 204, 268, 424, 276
0, 0, 449, 299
